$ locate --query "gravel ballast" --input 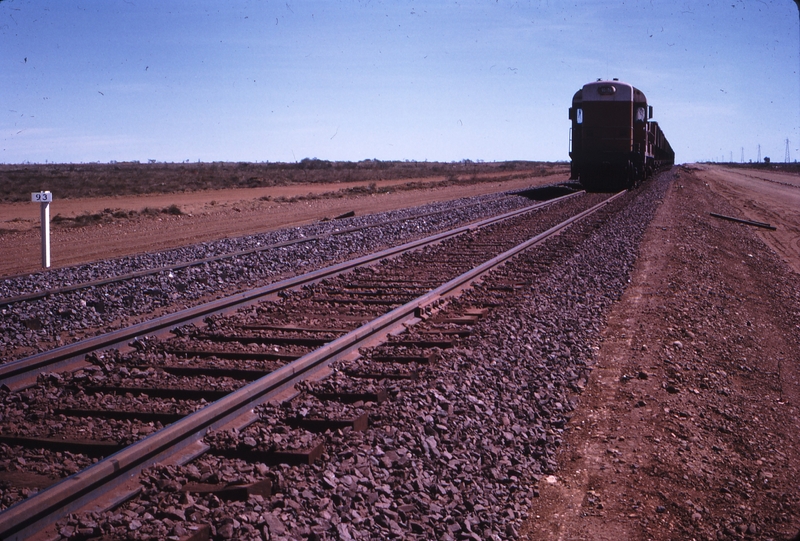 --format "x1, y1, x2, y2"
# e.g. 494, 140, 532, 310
0, 192, 538, 363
